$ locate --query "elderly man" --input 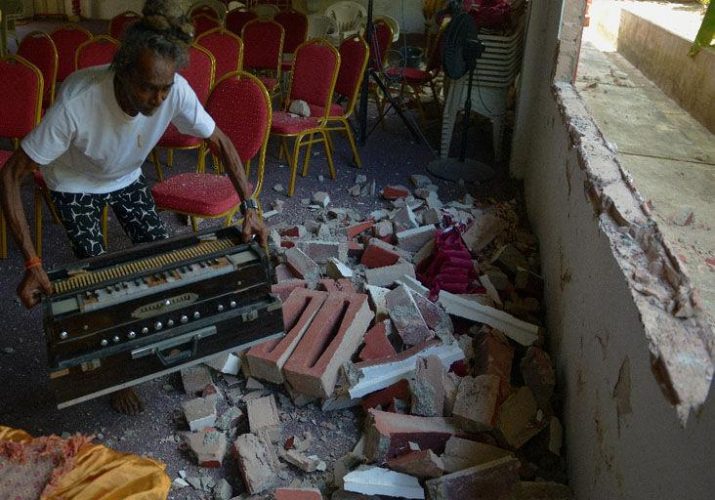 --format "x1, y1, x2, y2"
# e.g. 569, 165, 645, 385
0, 0, 267, 414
